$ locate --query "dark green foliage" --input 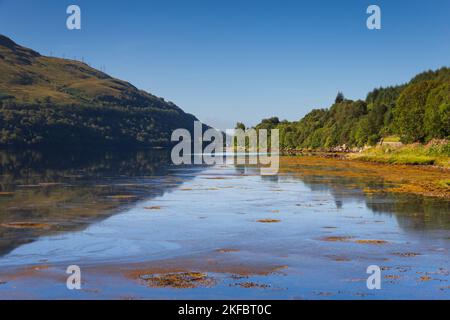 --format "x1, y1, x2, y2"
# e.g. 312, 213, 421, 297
395, 80, 440, 143
255, 117, 280, 130
409, 67, 450, 84
252, 67, 450, 149
235, 122, 246, 130
0, 102, 198, 147
424, 83, 450, 141
366, 85, 404, 109
335, 92, 344, 104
